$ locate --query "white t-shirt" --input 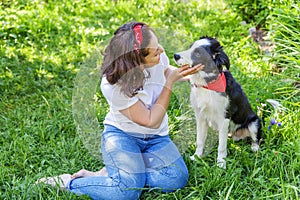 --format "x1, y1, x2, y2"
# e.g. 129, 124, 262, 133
100, 52, 170, 136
